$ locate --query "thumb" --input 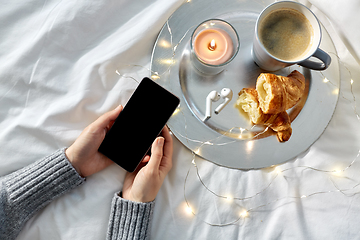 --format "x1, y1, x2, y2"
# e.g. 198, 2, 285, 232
93, 105, 123, 130
147, 137, 164, 170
